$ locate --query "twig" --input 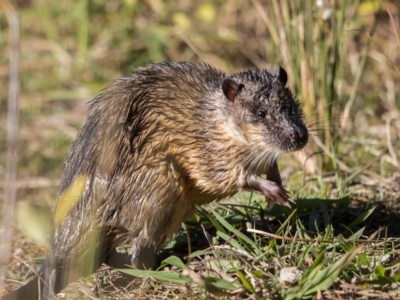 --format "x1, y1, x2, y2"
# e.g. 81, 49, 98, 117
0, 0, 20, 294
247, 227, 393, 244
341, 4, 380, 128
386, 117, 399, 167
0, 178, 60, 189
